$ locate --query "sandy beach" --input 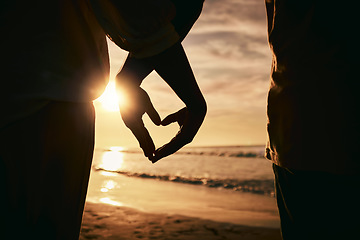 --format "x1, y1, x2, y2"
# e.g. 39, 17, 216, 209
80, 169, 281, 239
80, 202, 281, 240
